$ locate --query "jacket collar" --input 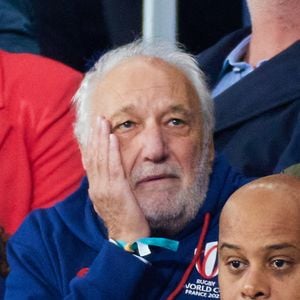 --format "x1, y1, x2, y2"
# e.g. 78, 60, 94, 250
196, 27, 251, 88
